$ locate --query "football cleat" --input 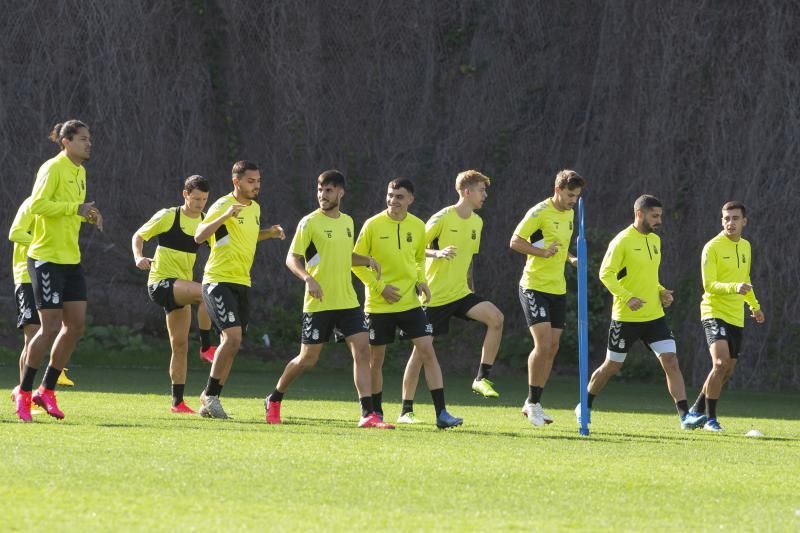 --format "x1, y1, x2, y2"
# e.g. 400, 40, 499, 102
200, 345, 217, 364
396, 412, 420, 424
199, 392, 229, 419
265, 397, 282, 424
358, 412, 395, 429
703, 418, 724, 432
32, 387, 64, 419
15, 389, 32, 423
471, 378, 500, 398
680, 411, 708, 430
171, 401, 196, 414
521, 400, 547, 427
436, 409, 463, 429
57, 369, 75, 387
574, 403, 591, 426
